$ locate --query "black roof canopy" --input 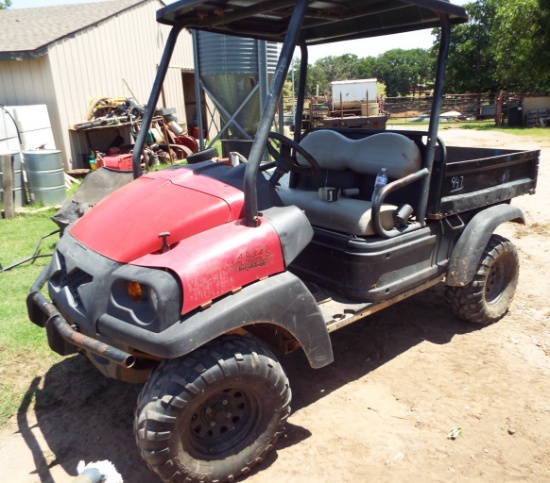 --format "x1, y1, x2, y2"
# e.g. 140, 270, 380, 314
157, 0, 468, 44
